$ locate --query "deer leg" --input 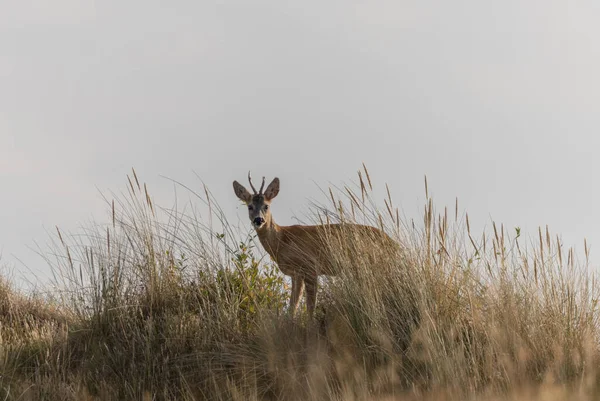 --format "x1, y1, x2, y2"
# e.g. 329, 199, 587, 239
305, 277, 318, 319
290, 275, 305, 317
